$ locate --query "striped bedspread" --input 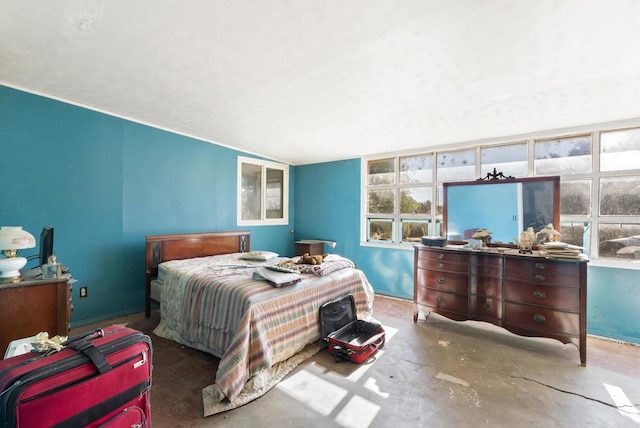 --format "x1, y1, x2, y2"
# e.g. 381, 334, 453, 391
153, 253, 375, 404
